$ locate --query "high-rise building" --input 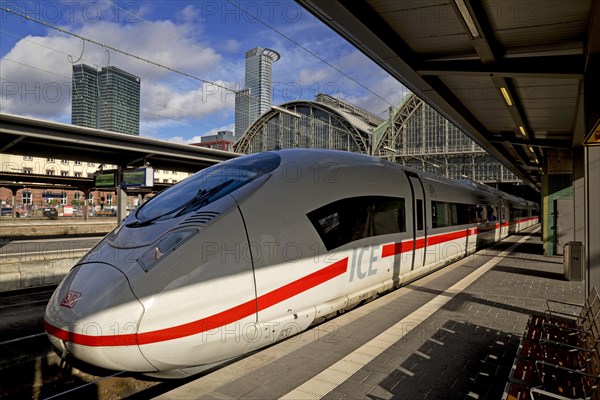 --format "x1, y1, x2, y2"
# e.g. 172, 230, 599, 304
71, 64, 141, 135
234, 88, 250, 136
71, 64, 100, 129
98, 66, 141, 135
234, 48, 280, 135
